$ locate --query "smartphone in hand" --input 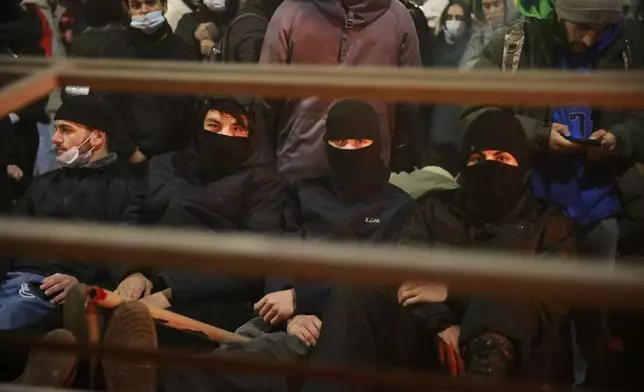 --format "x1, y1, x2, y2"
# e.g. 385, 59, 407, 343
564, 136, 602, 147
